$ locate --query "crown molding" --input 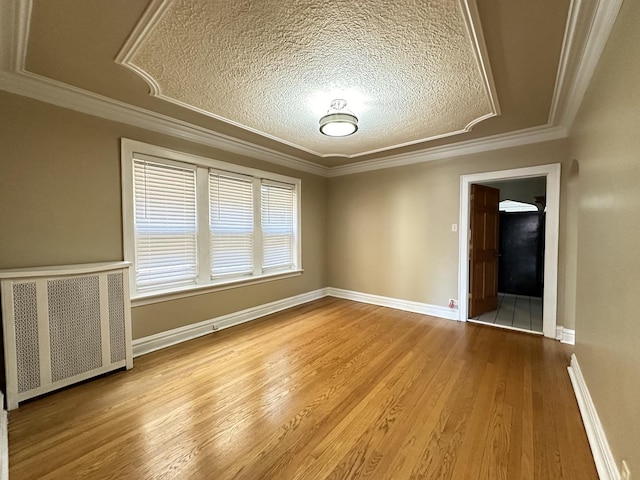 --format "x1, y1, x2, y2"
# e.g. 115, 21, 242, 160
548, 0, 625, 128
0, 0, 623, 178
0, 70, 329, 177
558, 0, 625, 128
113, 0, 168, 85
333, 0, 623, 176
0, 66, 564, 179
548, 0, 585, 126
327, 125, 567, 177
461, 0, 501, 117
0, 0, 29, 71
321, 110, 499, 160
114, 0, 501, 159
